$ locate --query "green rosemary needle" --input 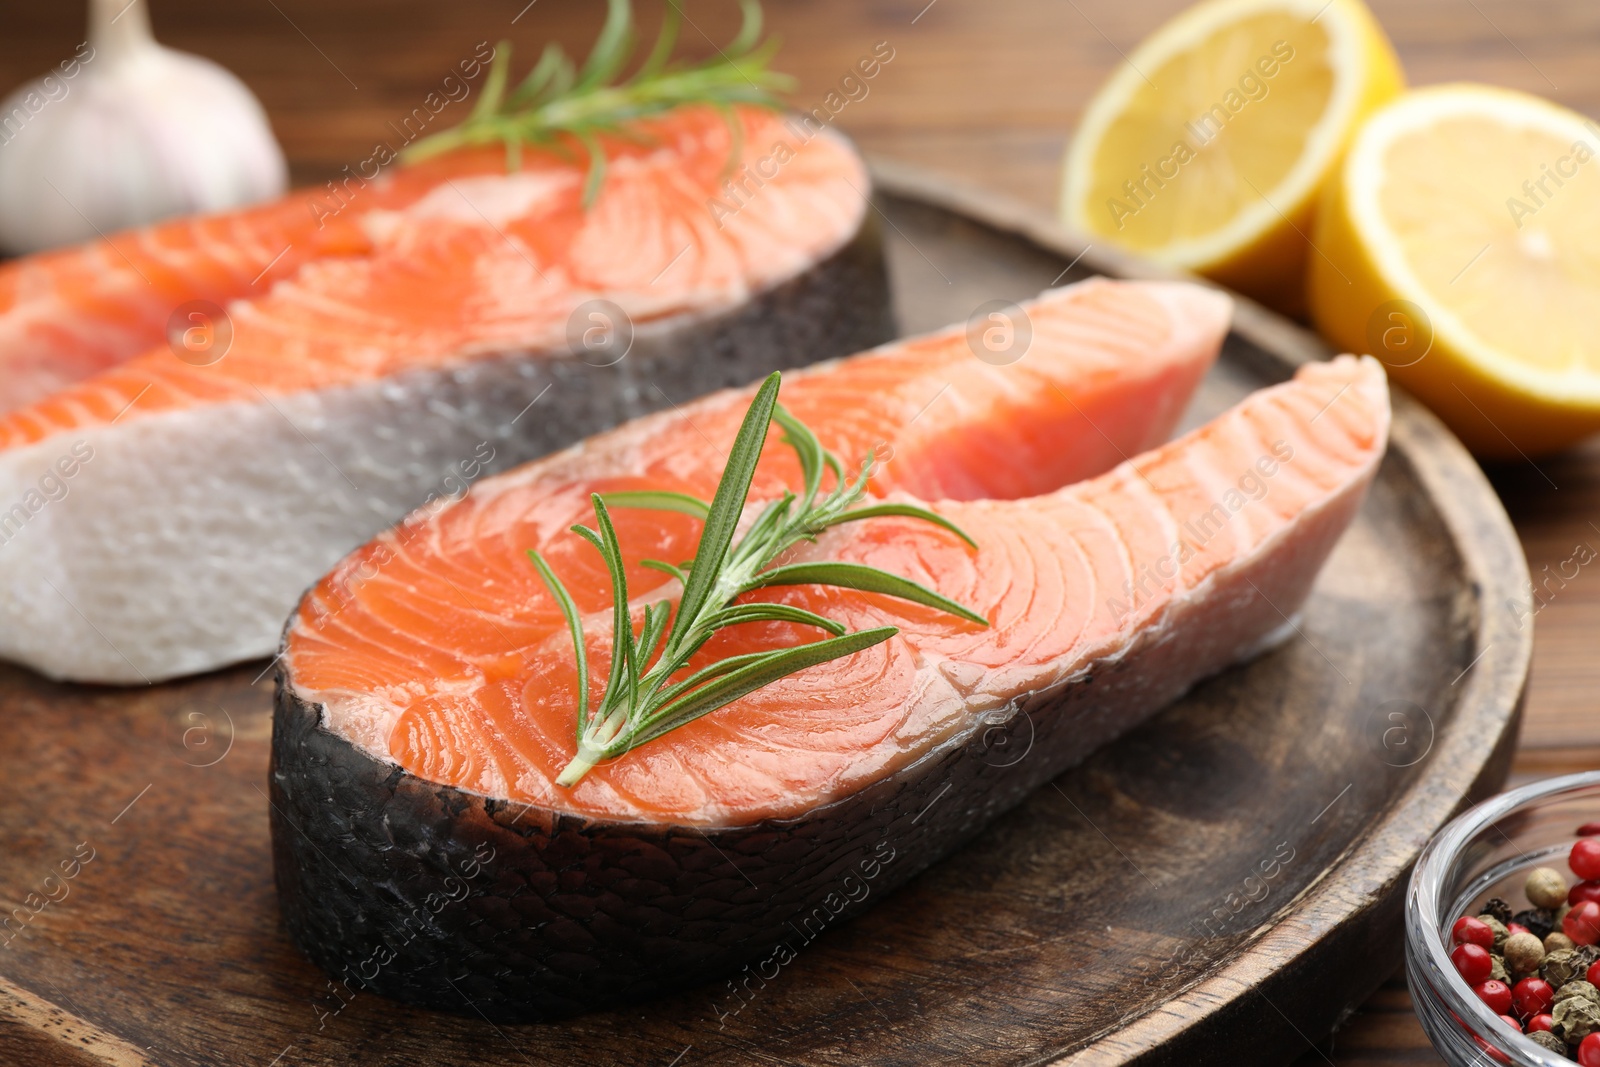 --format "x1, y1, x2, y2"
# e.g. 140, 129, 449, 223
403, 0, 795, 206
530, 372, 987, 787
